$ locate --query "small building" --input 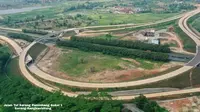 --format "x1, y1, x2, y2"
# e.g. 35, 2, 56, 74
148, 39, 160, 45
112, 6, 134, 14
142, 29, 155, 37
